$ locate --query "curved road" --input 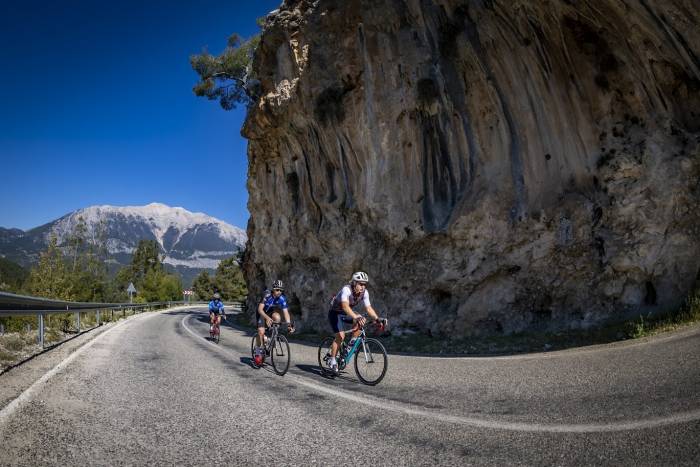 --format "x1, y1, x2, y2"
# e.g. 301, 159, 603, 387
1, 306, 698, 465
